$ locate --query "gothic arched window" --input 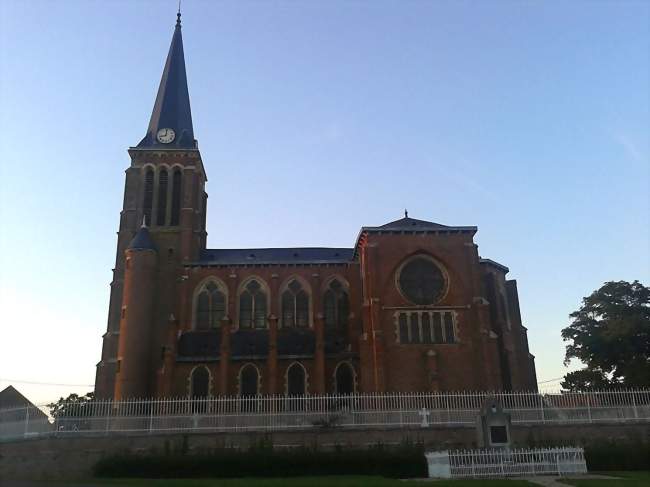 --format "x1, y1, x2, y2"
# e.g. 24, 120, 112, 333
195, 281, 226, 330
286, 363, 306, 396
143, 168, 154, 226
281, 279, 309, 328
156, 169, 168, 226
239, 279, 267, 329
170, 169, 182, 226
190, 366, 210, 399
323, 279, 349, 330
239, 364, 259, 397
335, 362, 355, 395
